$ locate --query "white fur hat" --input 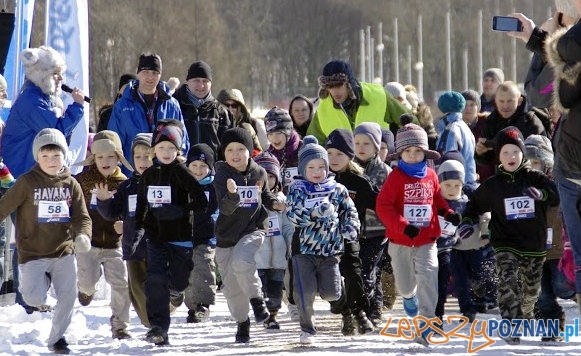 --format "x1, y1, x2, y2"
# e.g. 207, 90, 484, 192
20, 46, 66, 95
